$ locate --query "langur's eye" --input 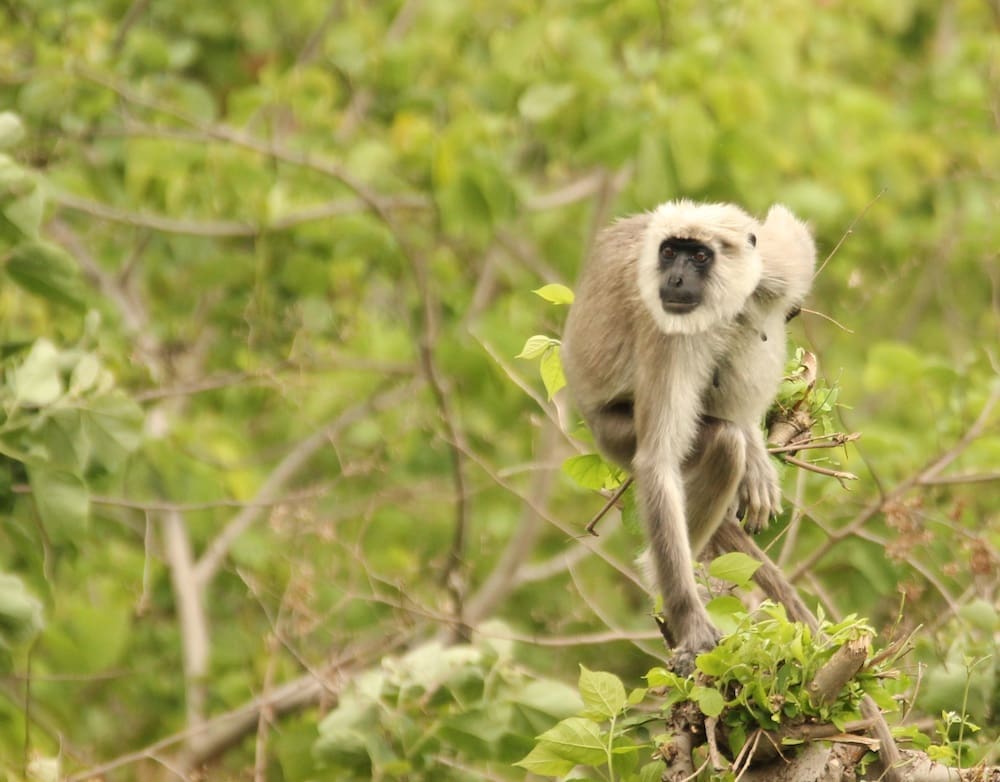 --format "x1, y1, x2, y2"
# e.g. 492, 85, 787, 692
693, 250, 708, 264
748, 233, 757, 247
660, 243, 675, 259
